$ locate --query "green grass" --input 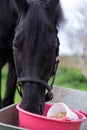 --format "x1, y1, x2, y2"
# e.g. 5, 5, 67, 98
54, 67, 87, 91
1, 65, 87, 103
1, 67, 7, 98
